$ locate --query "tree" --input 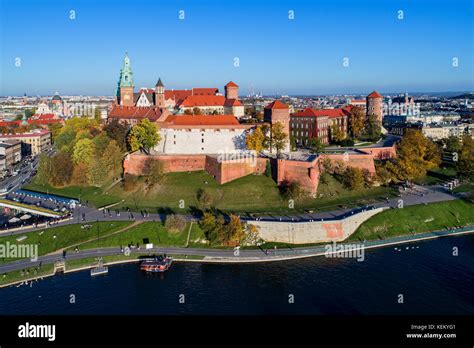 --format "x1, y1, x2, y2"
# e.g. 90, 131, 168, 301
102, 140, 124, 176
279, 180, 304, 200
50, 152, 73, 186
445, 135, 461, 153
381, 129, 441, 182
144, 158, 164, 185
88, 158, 108, 186
225, 214, 245, 245
265, 160, 272, 177
127, 119, 161, 153
457, 135, 474, 181
199, 212, 223, 245
192, 107, 202, 115
271, 122, 288, 157
72, 138, 95, 165
104, 119, 129, 151
260, 124, 271, 150
308, 137, 325, 154
197, 188, 213, 209
48, 123, 64, 142
72, 163, 91, 186
348, 106, 365, 139
342, 167, 365, 190
245, 126, 265, 153
35, 154, 52, 186
362, 113, 381, 142
94, 107, 102, 122
329, 124, 345, 143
